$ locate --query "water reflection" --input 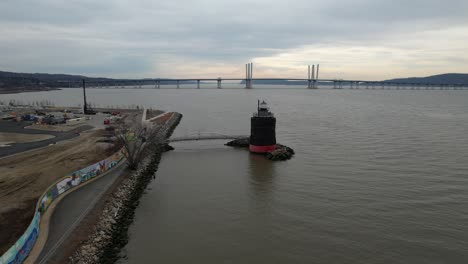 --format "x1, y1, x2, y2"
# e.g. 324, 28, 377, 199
247, 153, 277, 212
